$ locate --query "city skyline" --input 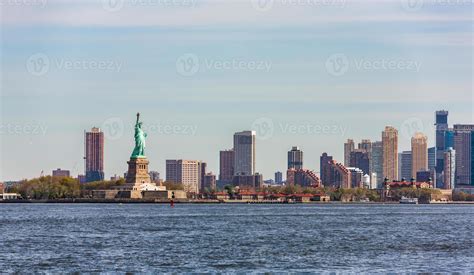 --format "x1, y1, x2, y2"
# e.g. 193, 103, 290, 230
1, 110, 471, 183
1, 1, 473, 274
1, 1, 473, 181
